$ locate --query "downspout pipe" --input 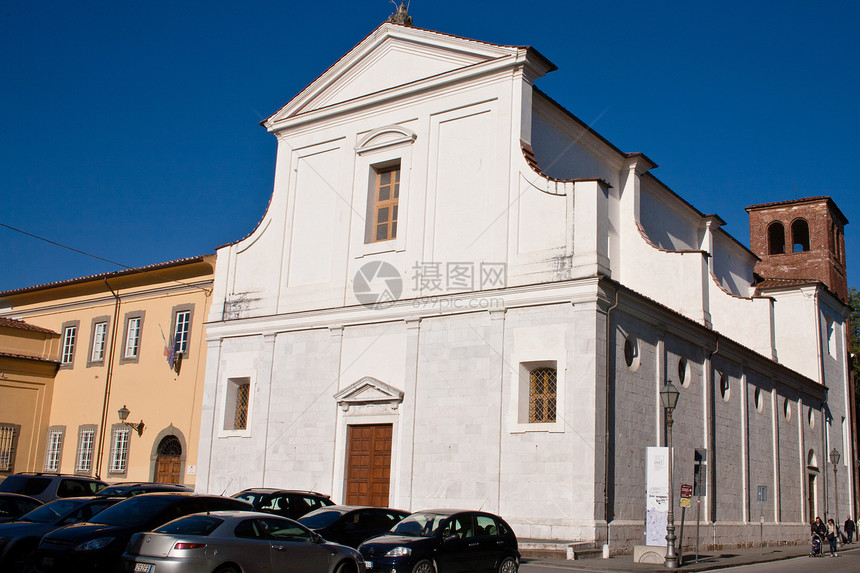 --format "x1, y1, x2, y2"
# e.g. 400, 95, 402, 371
95, 278, 120, 479
603, 285, 620, 544
706, 336, 720, 523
